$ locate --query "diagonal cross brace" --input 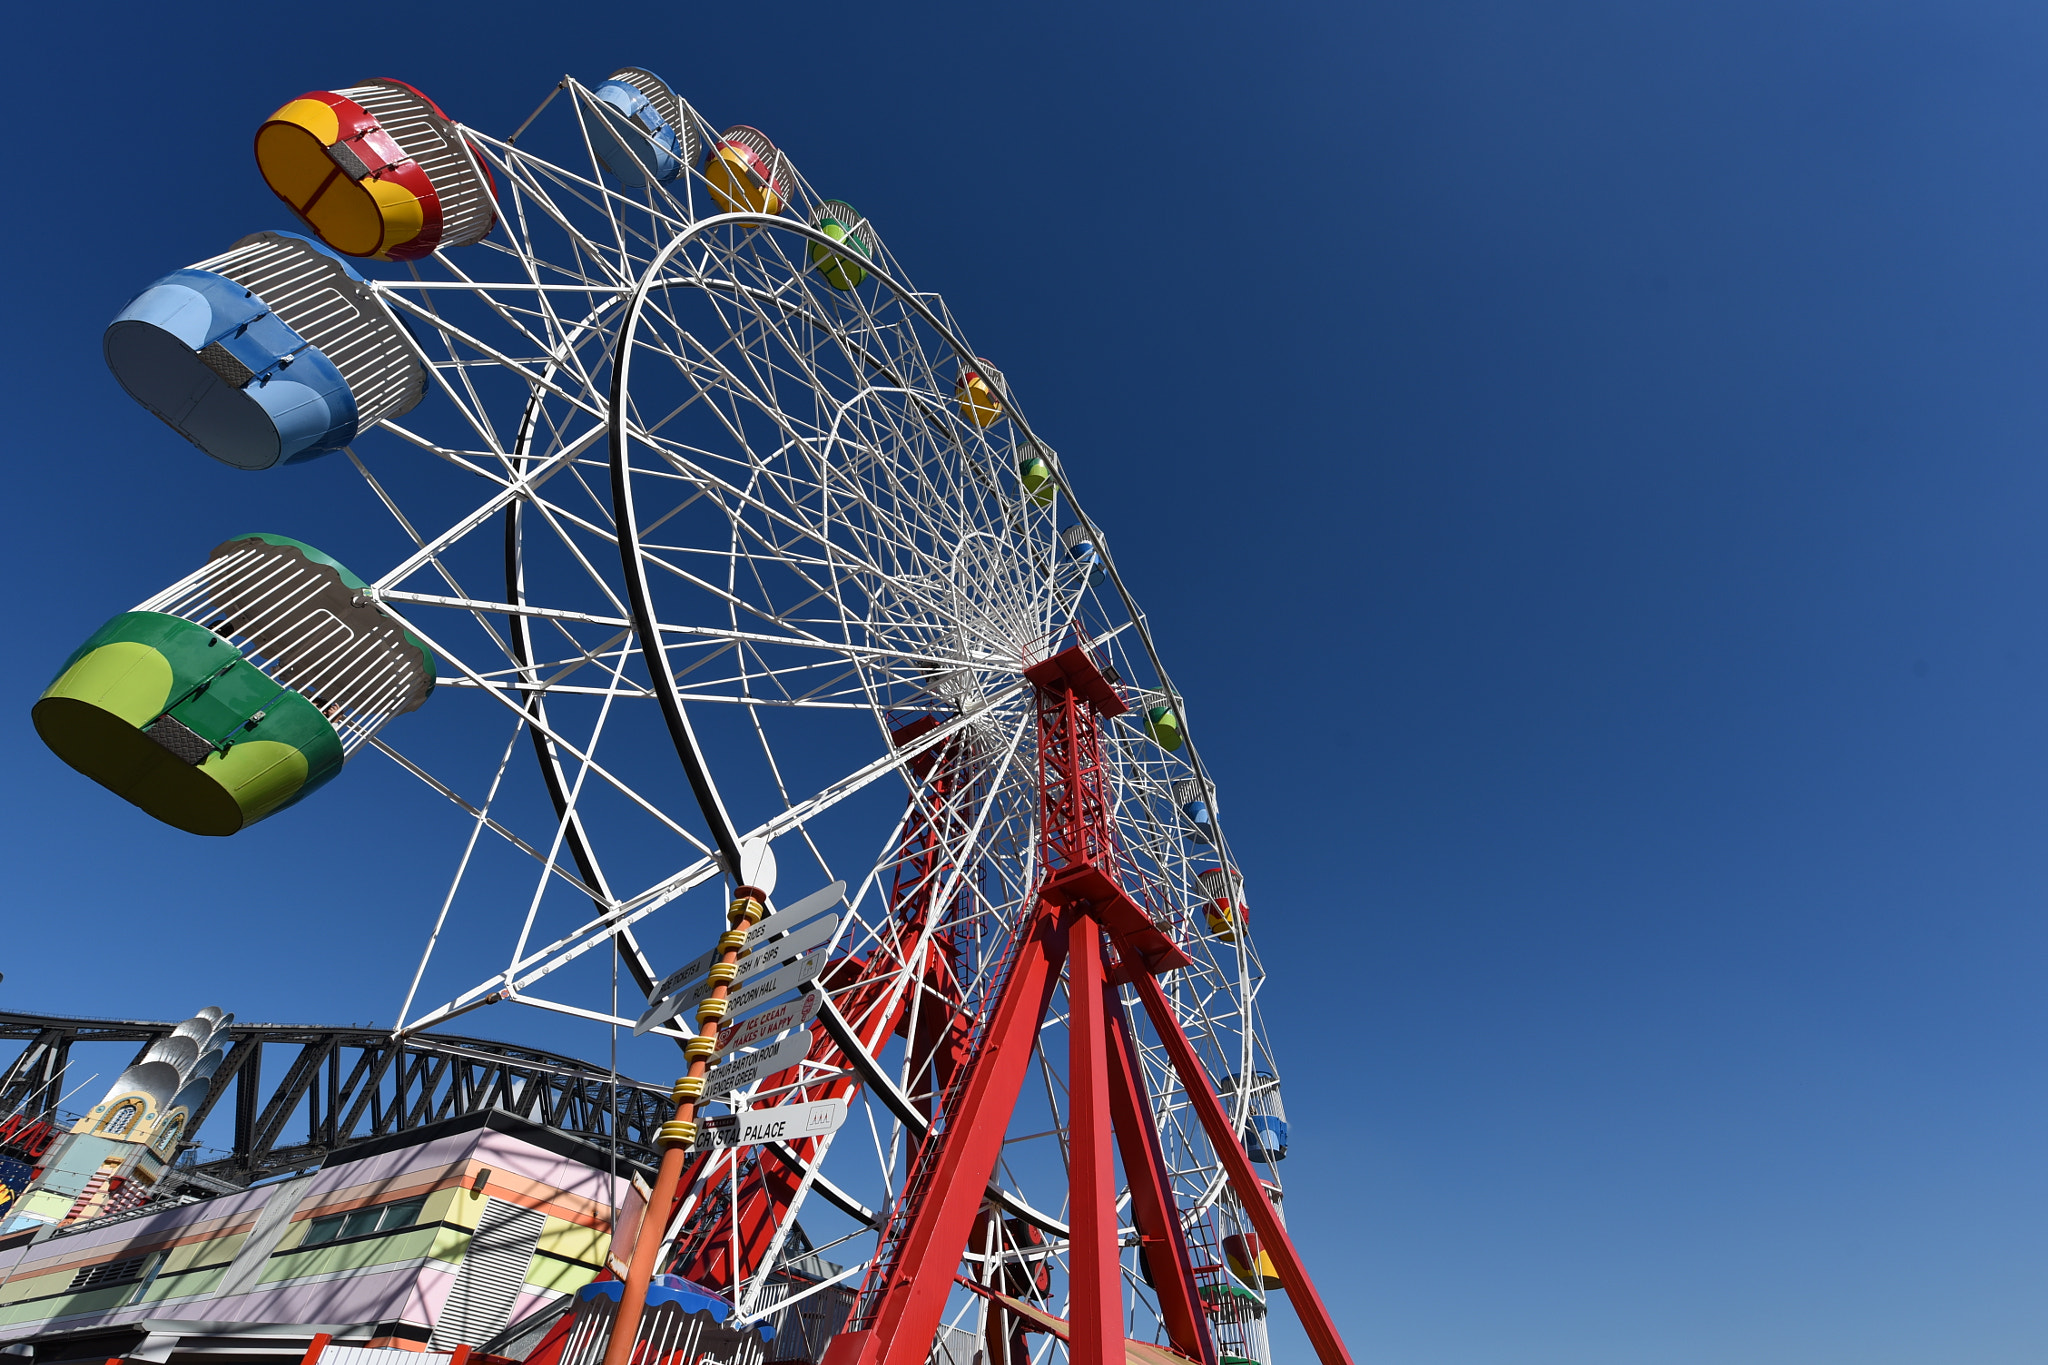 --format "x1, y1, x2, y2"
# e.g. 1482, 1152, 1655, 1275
1128, 968, 1355, 1365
